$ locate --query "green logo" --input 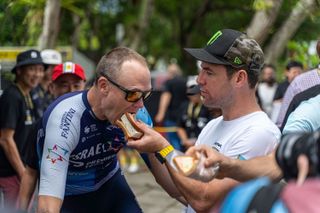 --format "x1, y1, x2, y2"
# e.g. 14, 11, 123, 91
234, 57, 242, 65
207, 31, 222, 45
